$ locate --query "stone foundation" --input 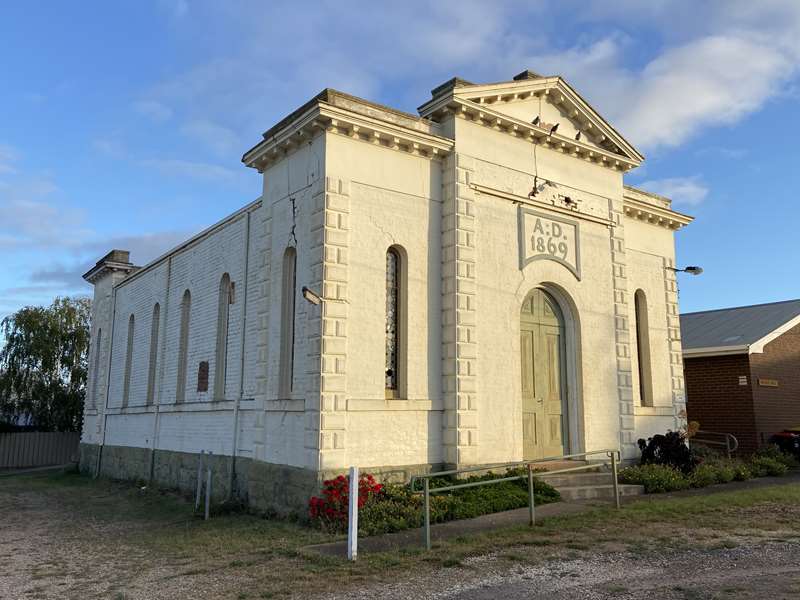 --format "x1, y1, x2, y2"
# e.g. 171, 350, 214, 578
78, 443, 446, 515
78, 443, 318, 516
